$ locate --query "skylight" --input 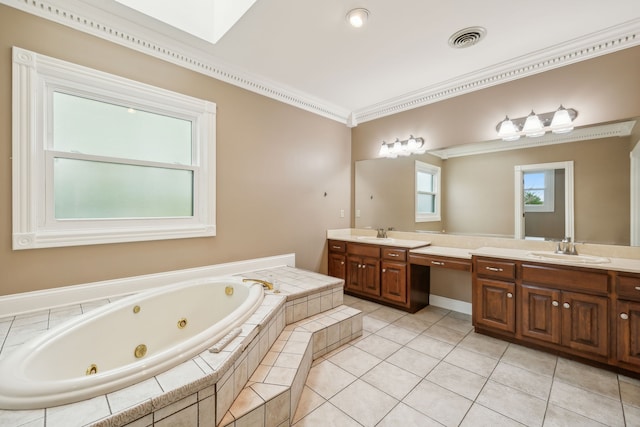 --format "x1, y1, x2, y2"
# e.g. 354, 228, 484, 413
114, 0, 257, 44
